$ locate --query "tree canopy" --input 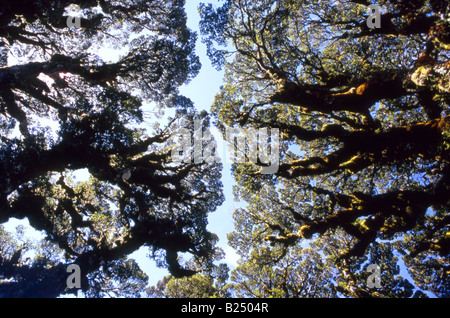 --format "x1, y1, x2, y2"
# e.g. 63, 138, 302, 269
195, 0, 450, 298
1, 0, 450, 298
0, 0, 224, 297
